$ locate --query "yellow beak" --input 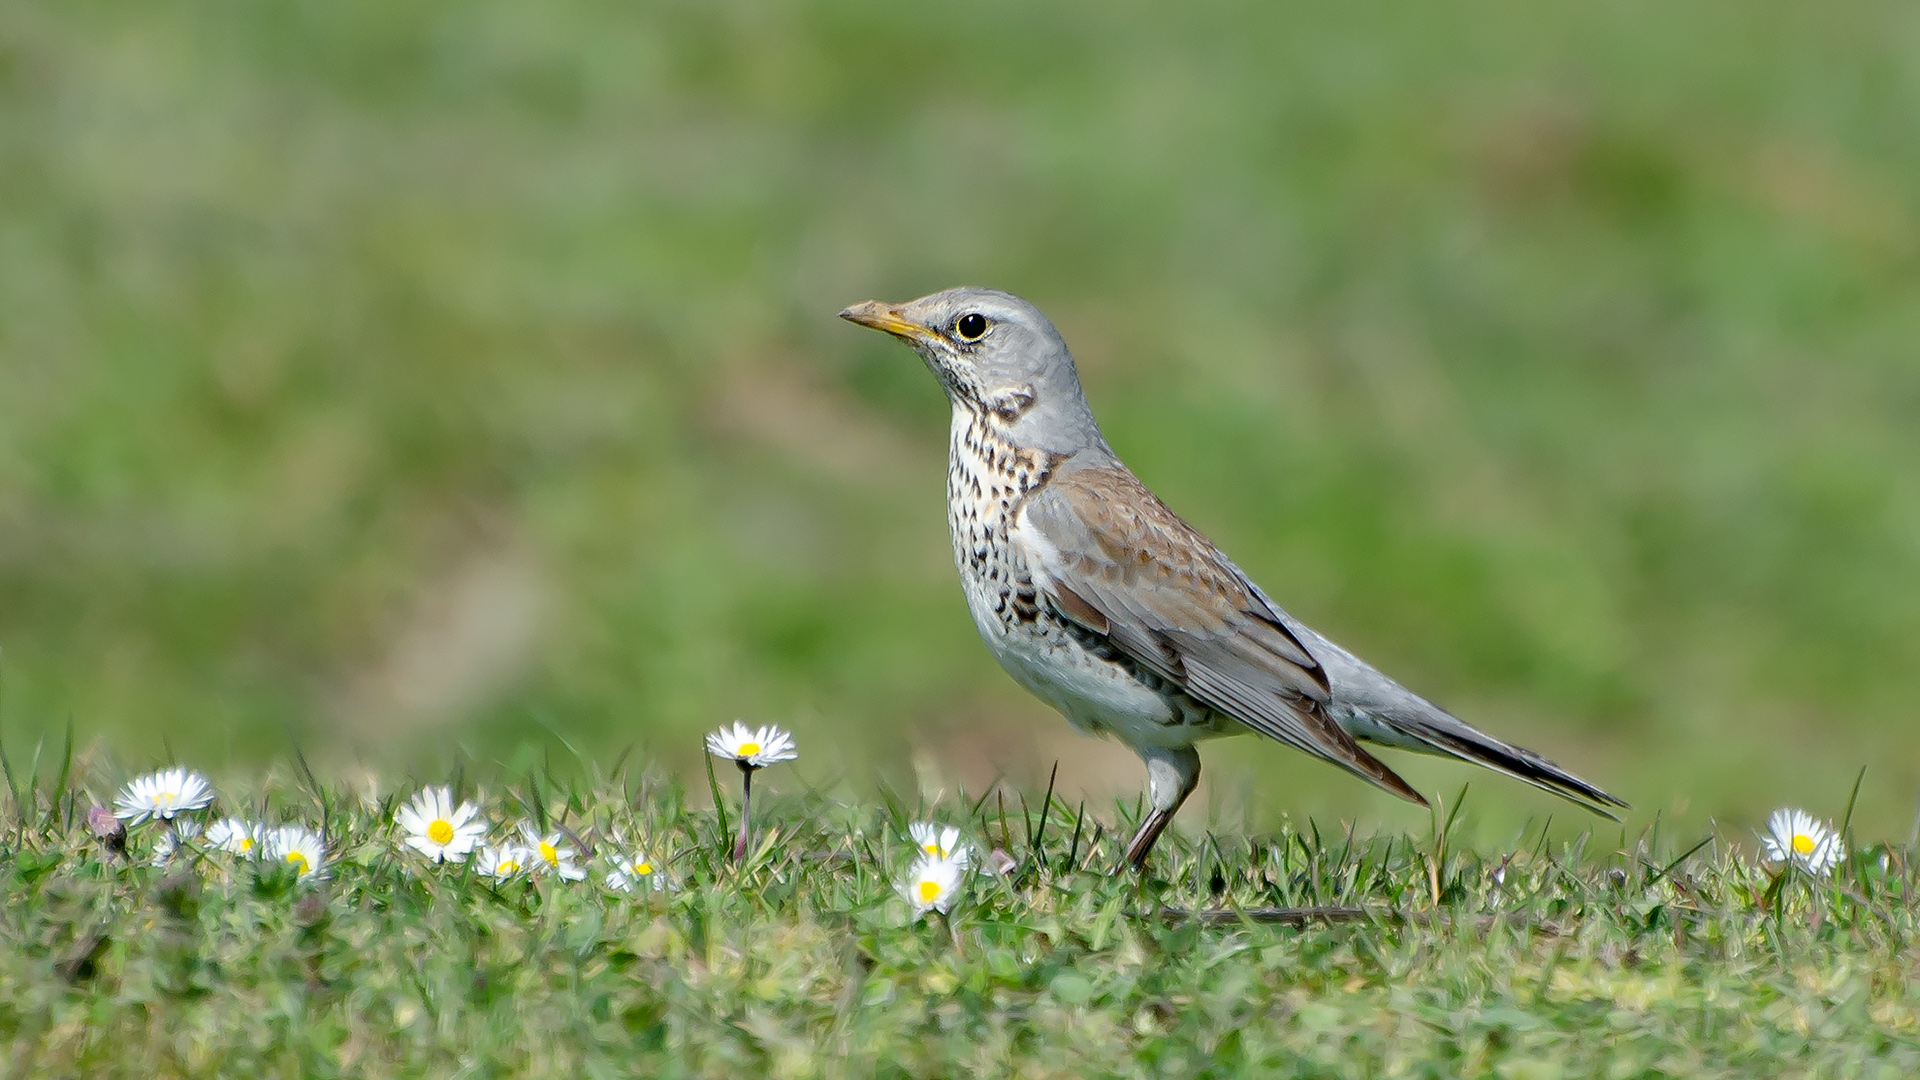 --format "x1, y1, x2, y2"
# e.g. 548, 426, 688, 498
838, 300, 934, 342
